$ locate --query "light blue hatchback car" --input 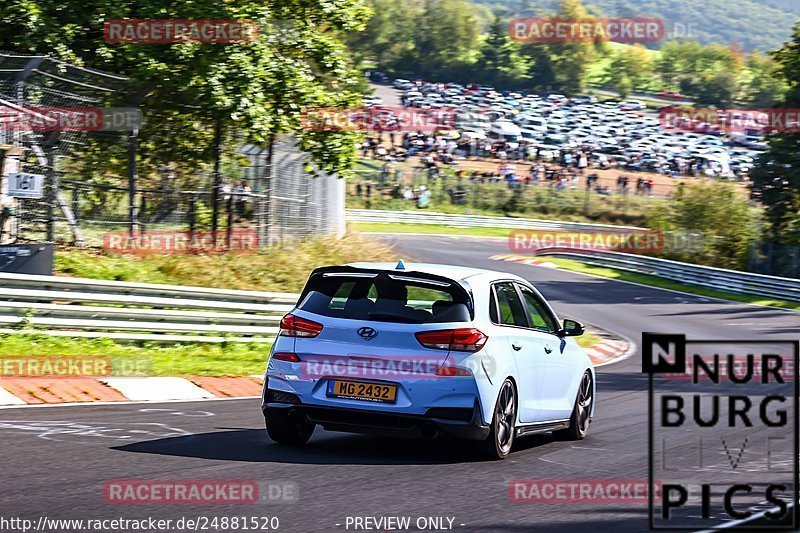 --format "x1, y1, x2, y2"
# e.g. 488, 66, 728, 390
262, 262, 595, 459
